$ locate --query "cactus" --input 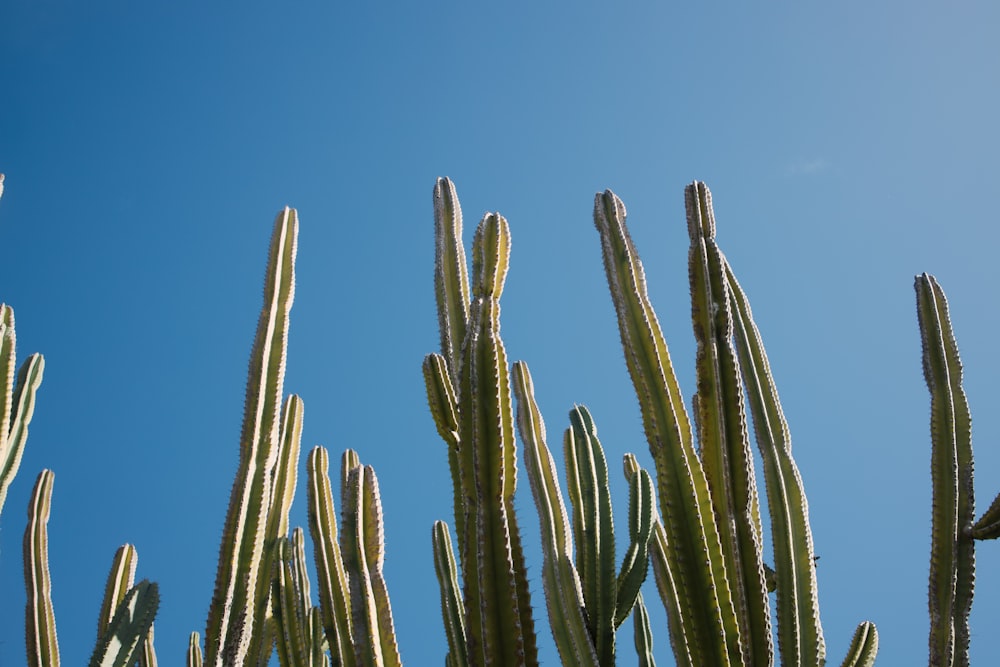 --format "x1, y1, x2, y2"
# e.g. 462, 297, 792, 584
512, 362, 654, 666
0, 303, 45, 522
915, 273, 991, 667
591, 182, 880, 665
88, 580, 159, 667
95, 544, 158, 666
424, 178, 537, 667
24, 469, 59, 667
203, 206, 302, 665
